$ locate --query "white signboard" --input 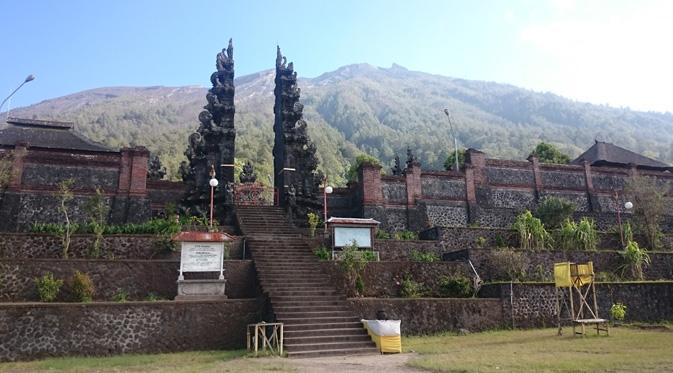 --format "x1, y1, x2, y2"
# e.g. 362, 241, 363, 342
334, 227, 372, 248
180, 242, 224, 272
